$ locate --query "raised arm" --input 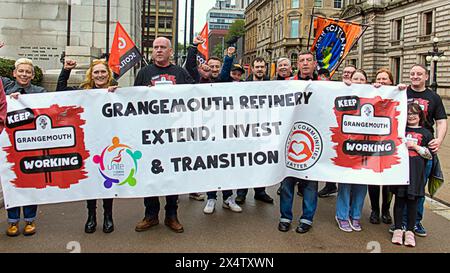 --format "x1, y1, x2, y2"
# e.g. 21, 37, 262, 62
185, 36, 205, 83
56, 59, 78, 91
219, 46, 235, 82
